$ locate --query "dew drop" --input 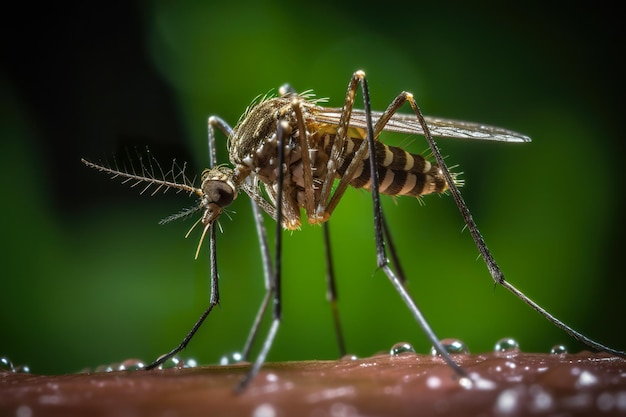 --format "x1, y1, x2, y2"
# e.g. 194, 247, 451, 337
220, 351, 244, 365
340, 354, 359, 361
0, 357, 15, 372
390, 342, 416, 356
430, 338, 470, 356
550, 344, 568, 355
494, 337, 520, 353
